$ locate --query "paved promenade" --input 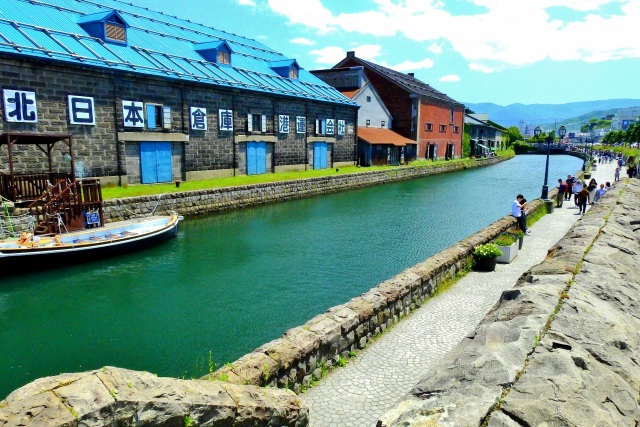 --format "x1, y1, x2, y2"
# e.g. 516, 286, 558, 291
301, 160, 617, 427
